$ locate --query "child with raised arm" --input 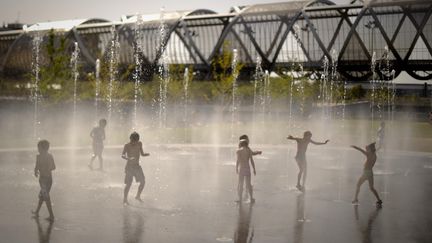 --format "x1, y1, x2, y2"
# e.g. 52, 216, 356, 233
122, 132, 150, 205
236, 139, 256, 203
351, 143, 383, 207
32, 140, 56, 221
287, 131, 329, 192
89, 118, 107, 170
239, 134, 262, 156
